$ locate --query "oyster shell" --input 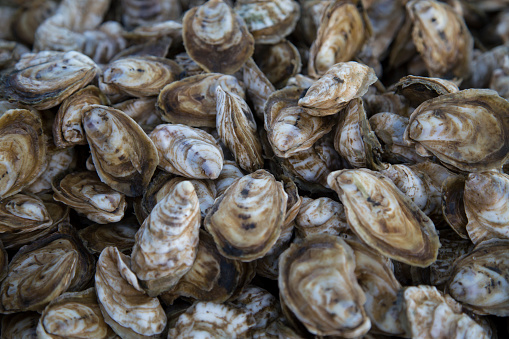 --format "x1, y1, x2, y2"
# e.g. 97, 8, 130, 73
0, 51, 99, 110
149, 124, 223, 180
79, 216, 139, 255
242, 57, 275, 120
392, 75, 459, 108
95, 247, 167, 338
328, 168, 440, 267
1, 312, 40, 339
52, 172, 127, 224
403, 89, 509, 172
182, 0, 255, 74
11, 0, 58, 46
120, 0, 182, 29
295, 197, 350, 238
0, 109, 46, 200
0, 239, 6, 282
83, 104, 159, 197
204, 169, 287, 261
25, 147, 75, 194
279, 234, 371, 337
281, 176, 301, 229
113, 97, 161, 126
214, 160, 244, 197
0, 193, 52, 234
